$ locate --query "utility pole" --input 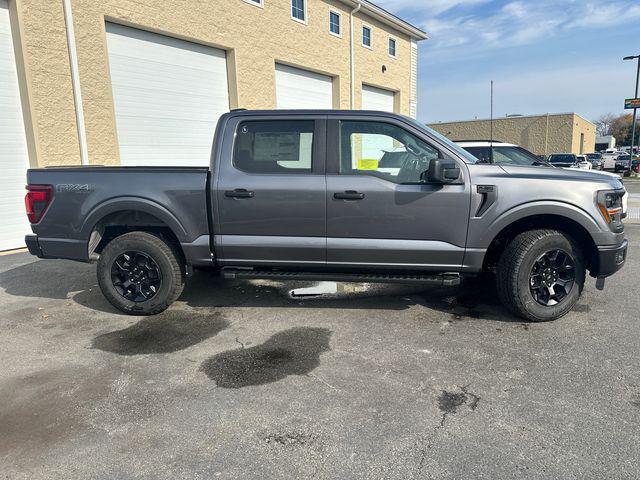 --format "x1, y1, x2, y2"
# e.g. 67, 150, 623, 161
490, 80, 494, 162
623, 55, 640, 168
